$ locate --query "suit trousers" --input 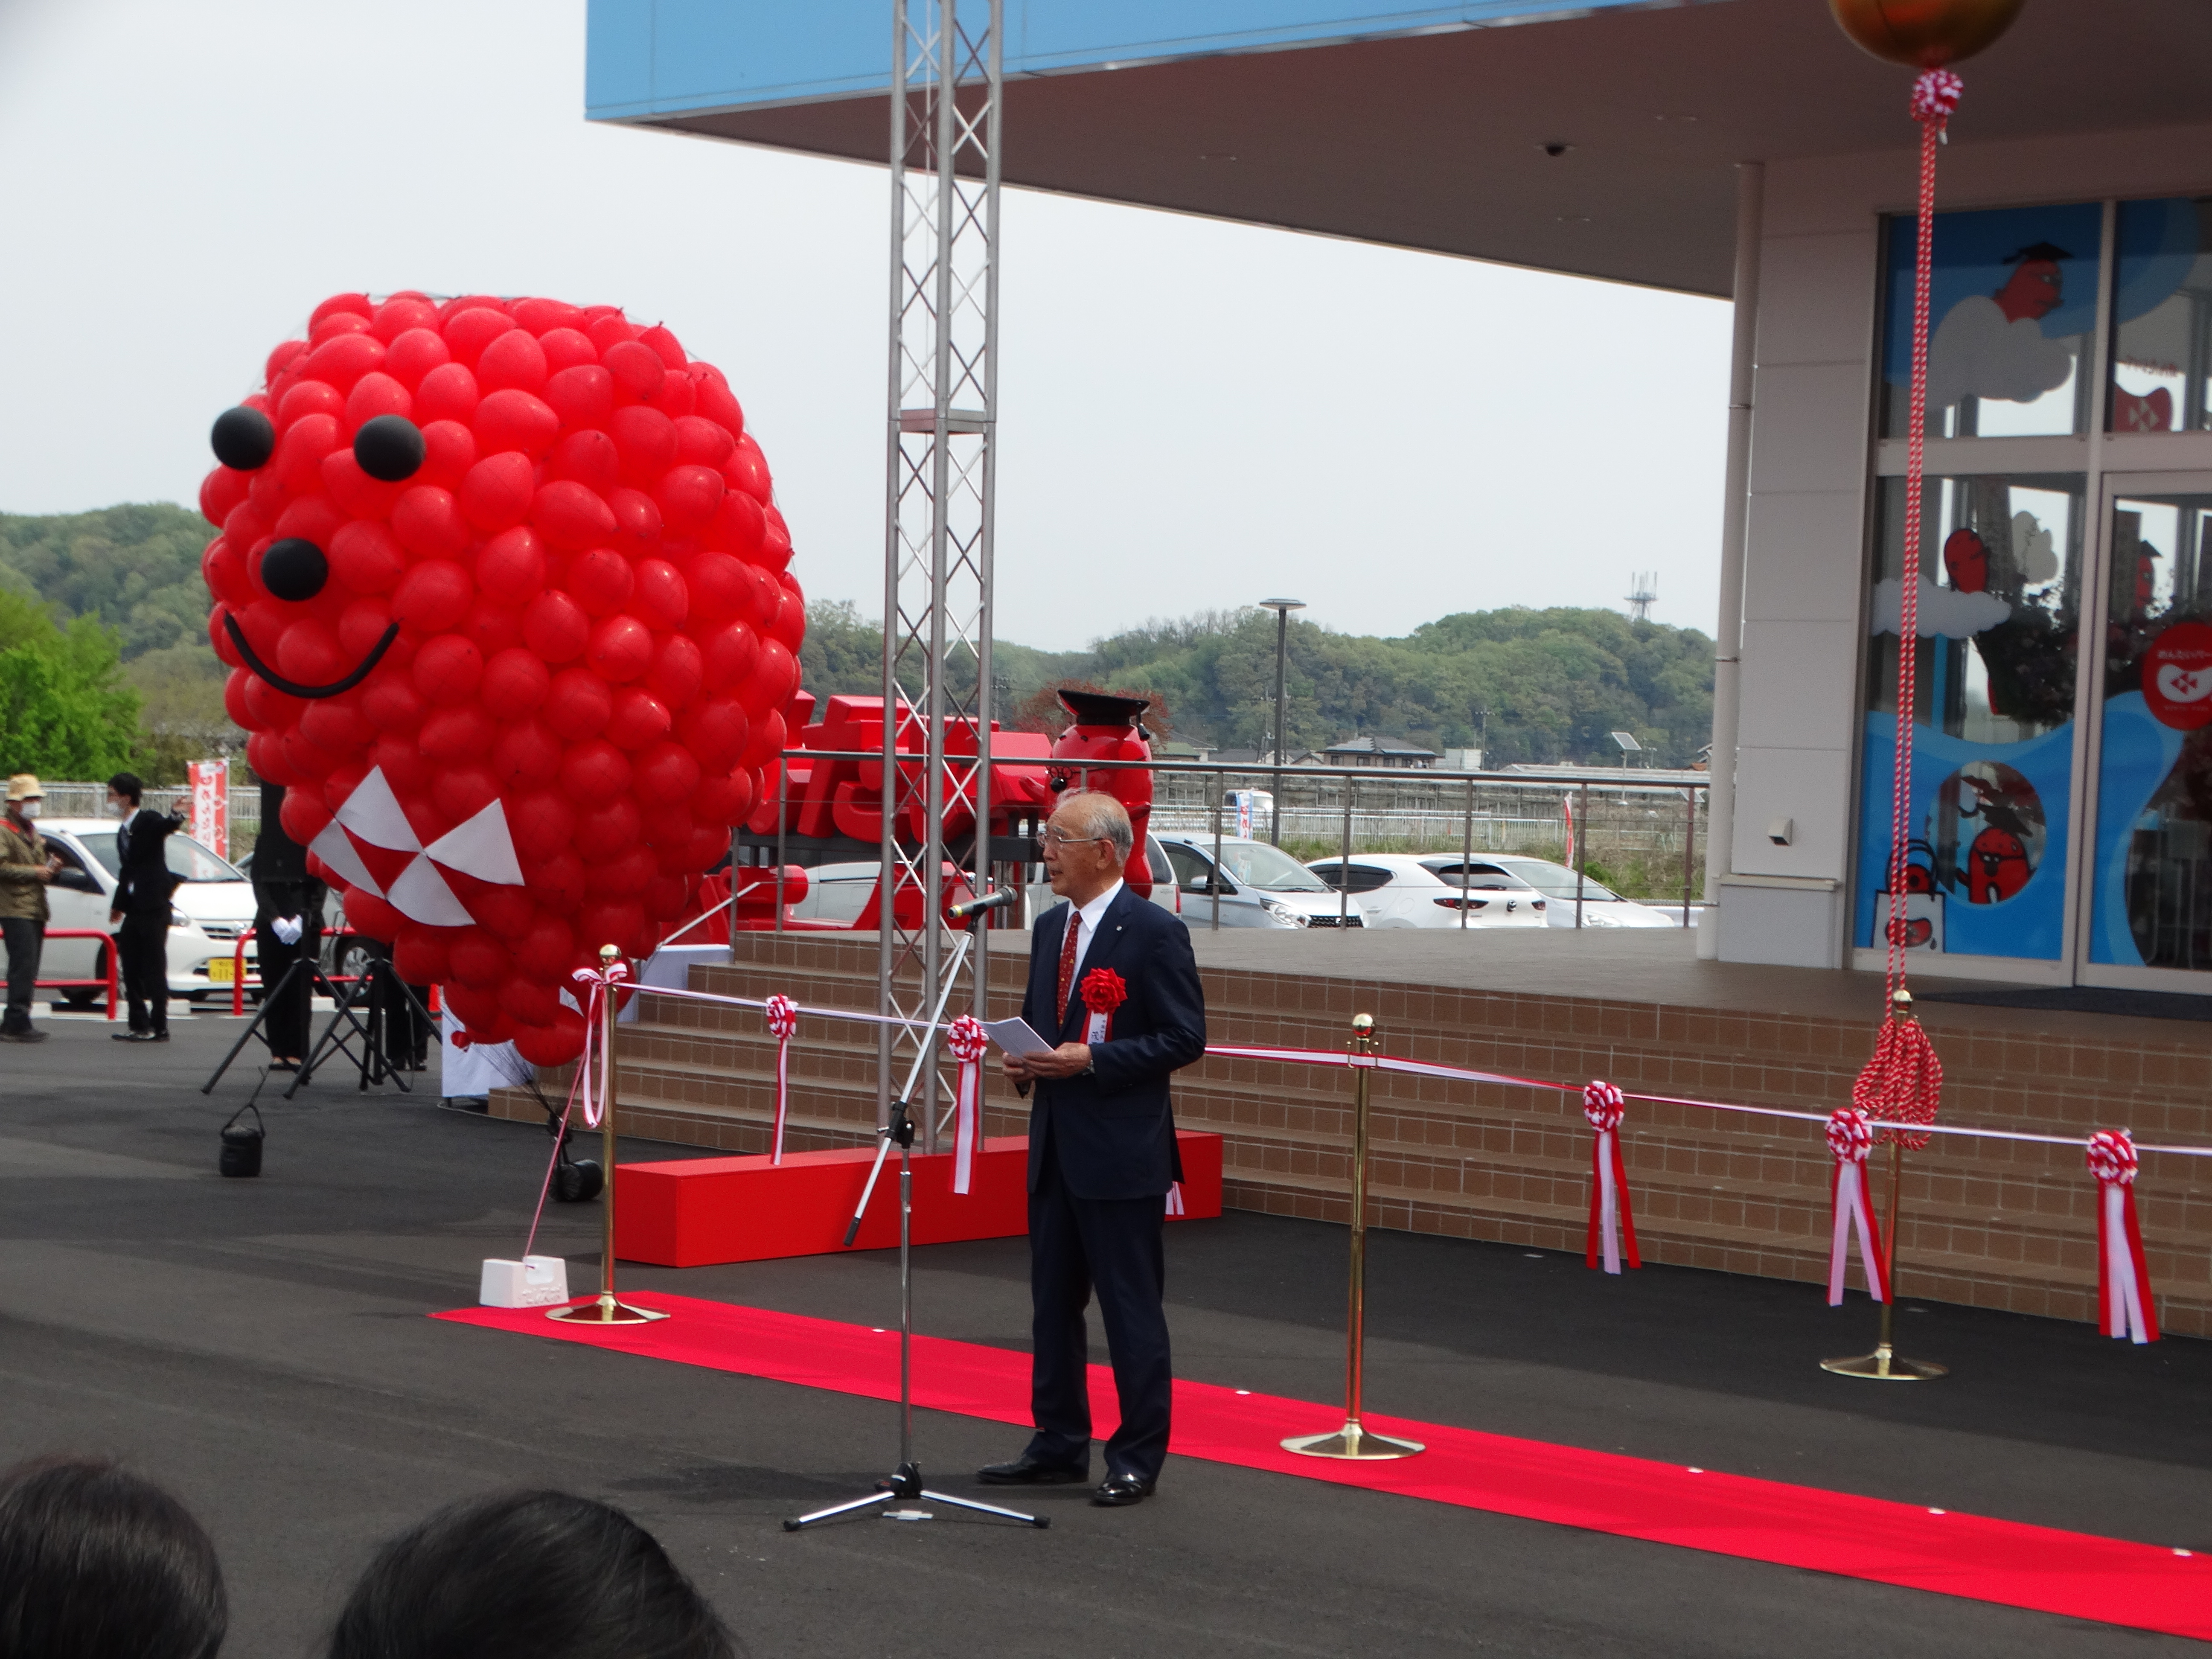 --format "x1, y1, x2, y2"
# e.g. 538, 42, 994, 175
1023, 1143, 1173, 1484
116, 912, 169, 1034
1, 916, 42, 1033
